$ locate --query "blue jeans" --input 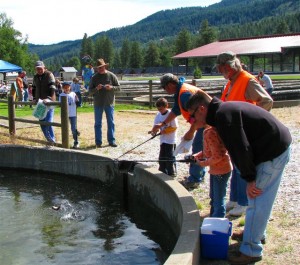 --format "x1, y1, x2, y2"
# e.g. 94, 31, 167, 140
188, 127, 206, 183
40, 108, 55, 143
69, 116, 78, 144
75, 92, 82, 107
266, 87, 273, 95
210, 171, 231, 218
158, 143, 176, 176
23, 89, 28, 102
229, 166, 248, 206
94, 105, 115, 145
240, 146, 291, 257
